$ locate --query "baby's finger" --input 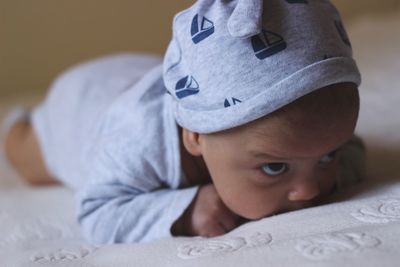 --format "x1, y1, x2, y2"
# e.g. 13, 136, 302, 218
217, 208, 240, 233
204, 223, 226, 237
